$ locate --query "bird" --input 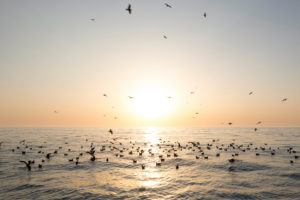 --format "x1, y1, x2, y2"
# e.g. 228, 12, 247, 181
90, 18, 95, 21
103, 93, 107, 97
163, 35, 167, 39
54, 110, 58, 114
203, 12, 207, 18
20, 160, 31, 171
126, 4, 132, 14
249, 91, 253, 95
90, 155, 96, 161
228, 122, 232, 126
128, 96, 134, 99
165, 3, 172, 8
281, 98, 288, 102
176, 164, 179, 169
256, 121, 262, 125
109, 129, 113, 135
254, 128, 257, 132
190, 91, 195, 94
195, 112, 199, 115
